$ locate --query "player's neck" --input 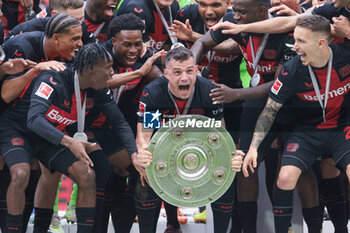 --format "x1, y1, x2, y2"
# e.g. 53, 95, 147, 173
43, 38, 58, 60
77, 73, 89, 90
155, 1, 166, 9
310, 47, 331, 68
